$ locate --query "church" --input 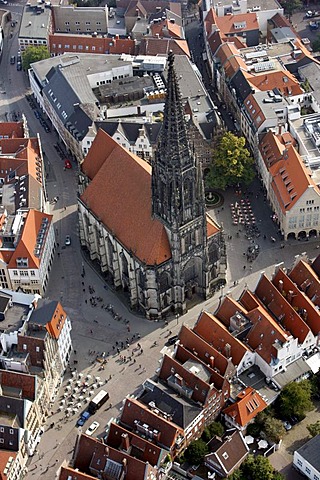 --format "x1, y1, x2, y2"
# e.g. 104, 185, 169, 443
78, 52, 226, 319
